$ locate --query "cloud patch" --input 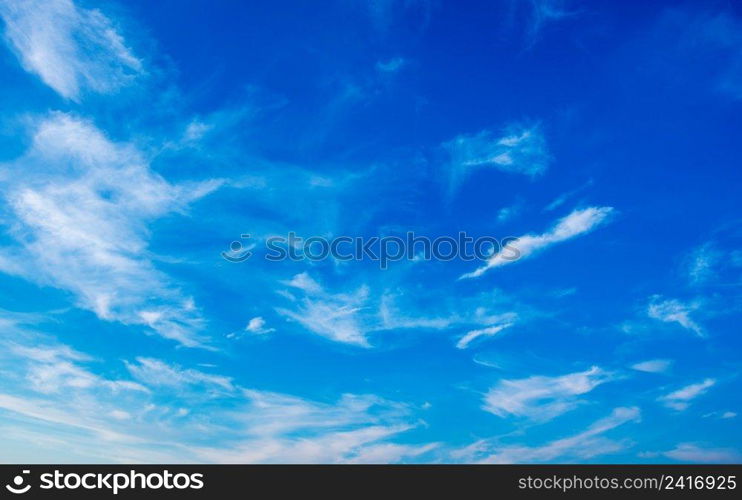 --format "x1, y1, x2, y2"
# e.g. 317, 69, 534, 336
647, 297, 704, 337
276, 273, 372, 347
456, 321, 514, 350
0, 0, 143, 100
663, 443, 740, 463
457, 406, 640, 463
659, 378, 715, 411
443, 122, 550, 194
631, 359, 672, 374
0, 113, 219, 347
461, 206, 614, 278
482, 366, 615, 421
